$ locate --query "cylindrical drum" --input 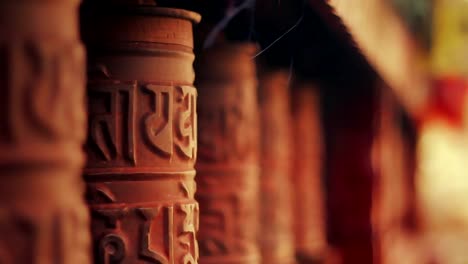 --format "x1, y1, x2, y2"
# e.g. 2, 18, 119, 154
258, 69, 296, 264
82, 4, 201, 263
196, 43, 261, 264
291, 82, 326, 263
0, 0, 91, 263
